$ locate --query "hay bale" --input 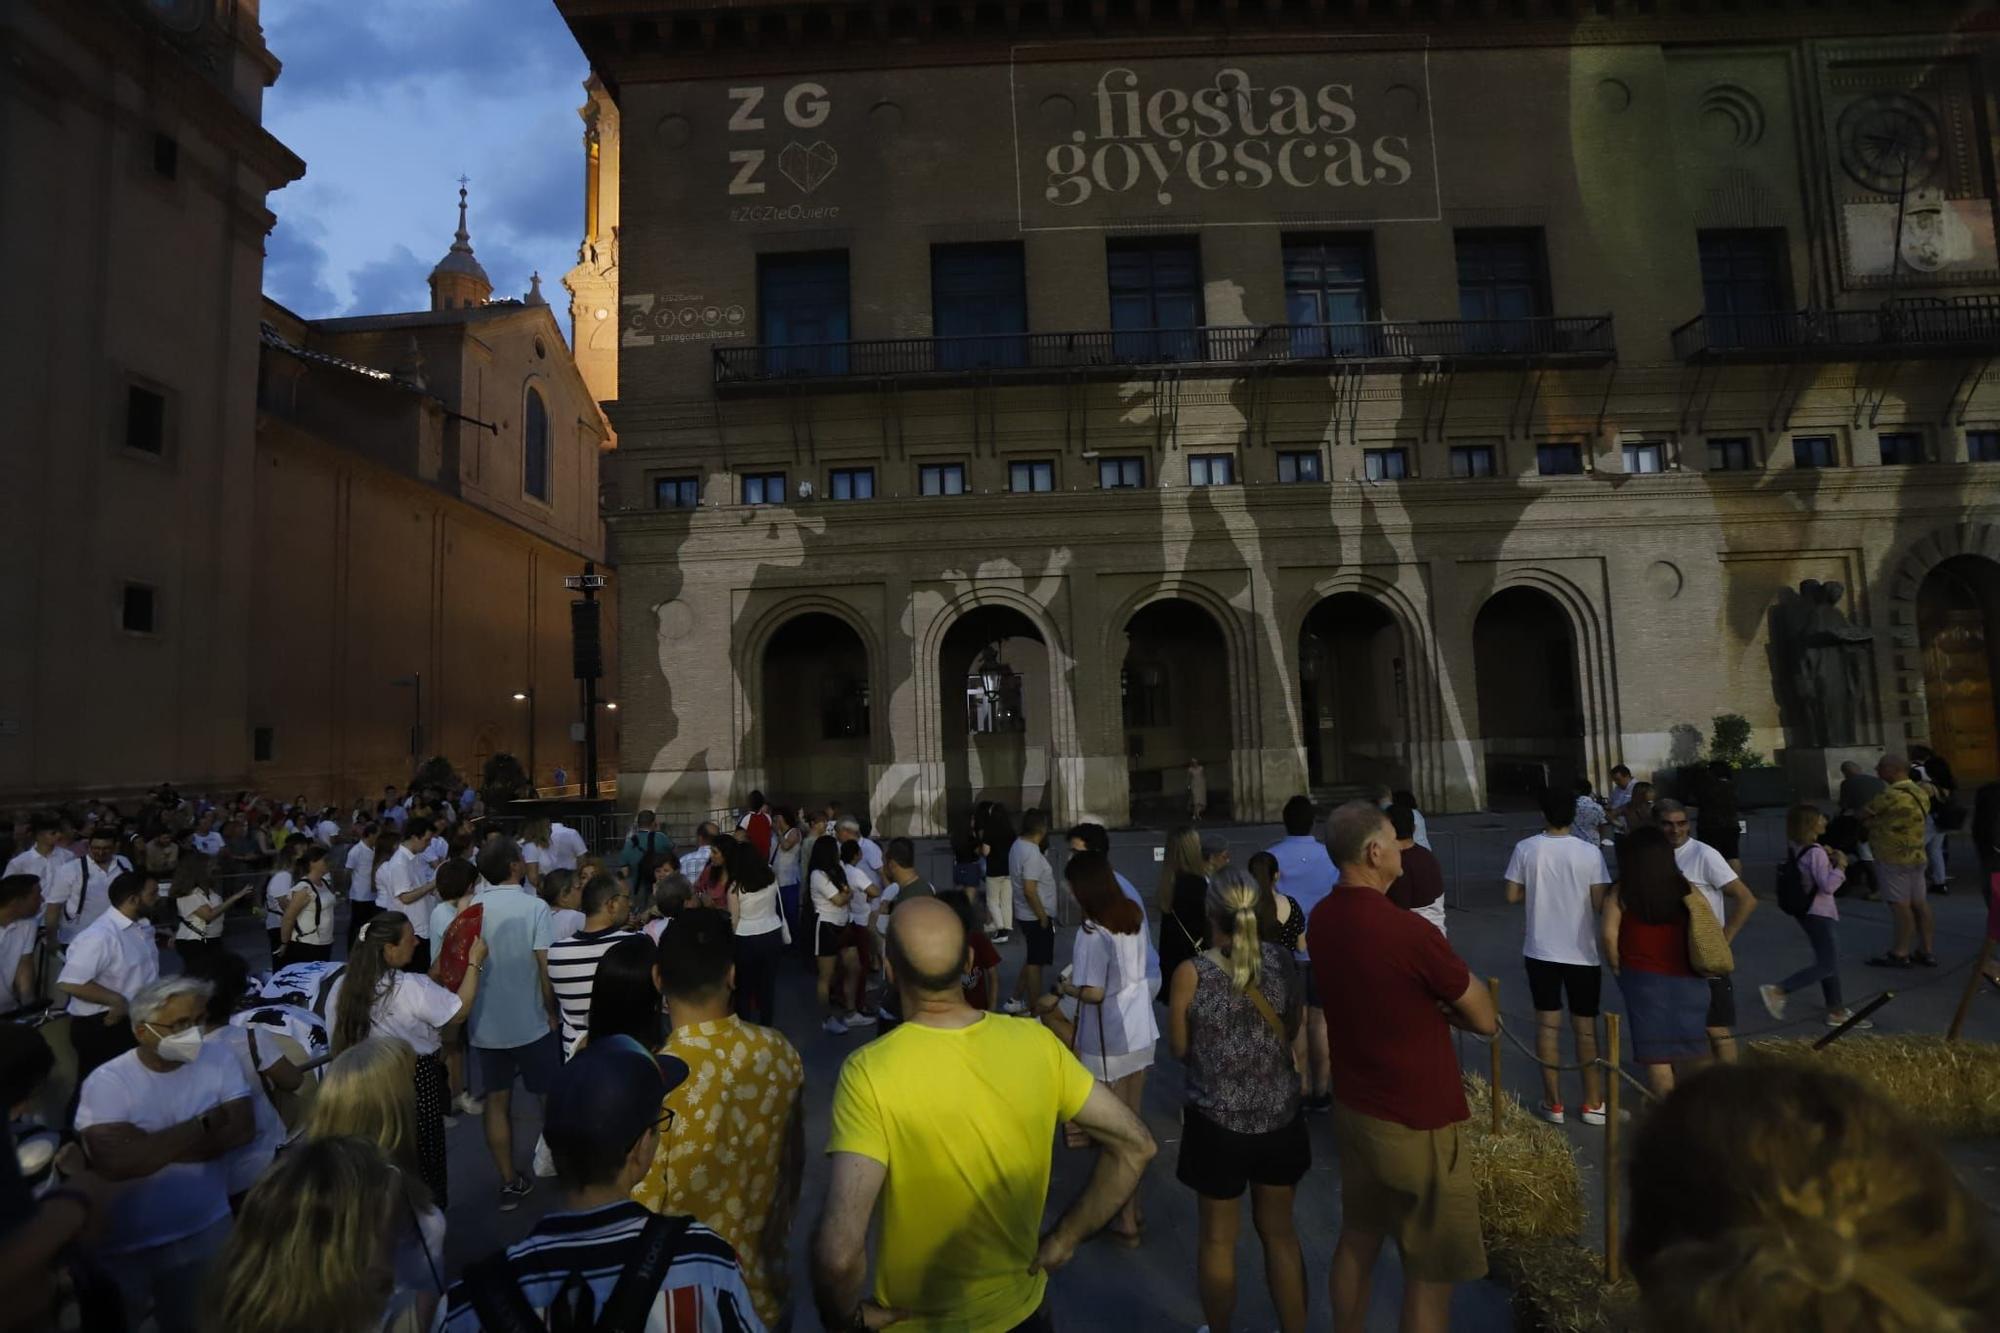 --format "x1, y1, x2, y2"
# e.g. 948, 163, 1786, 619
1489, 1239, 1639, 1333
1749, 1035, 2000, 1137
1460, 1073, 1586, 1246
